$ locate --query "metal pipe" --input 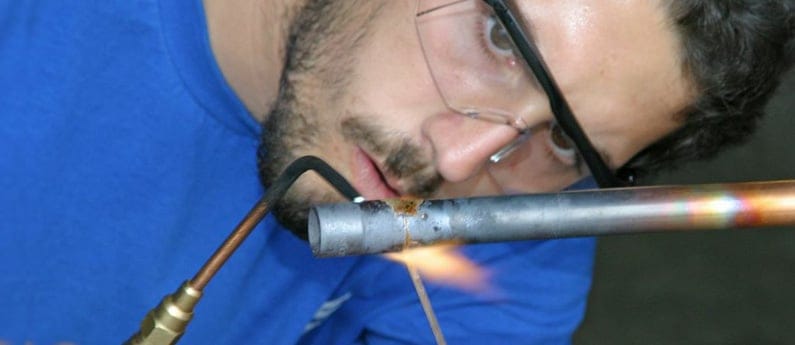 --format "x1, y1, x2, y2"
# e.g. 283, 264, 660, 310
309, 180, 795, 257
